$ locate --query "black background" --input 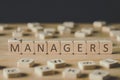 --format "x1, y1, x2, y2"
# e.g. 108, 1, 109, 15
0, 0, 120, 22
